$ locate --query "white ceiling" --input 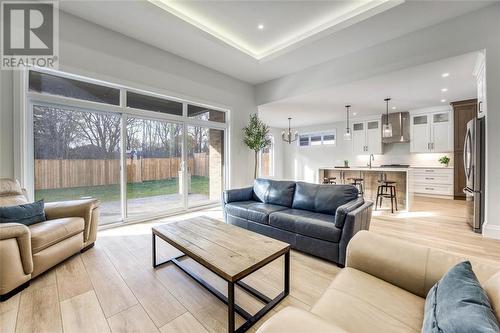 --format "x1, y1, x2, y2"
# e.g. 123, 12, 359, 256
59, 0, 494, 84
150, 0, 402, 60
258, 52, 479, 128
